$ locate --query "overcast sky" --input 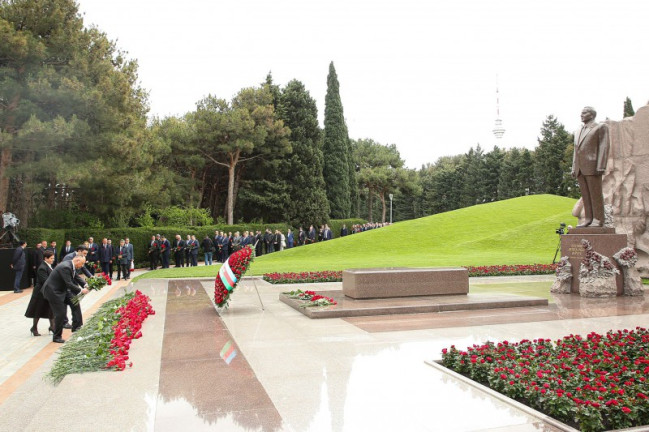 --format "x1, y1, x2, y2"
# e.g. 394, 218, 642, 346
76, 0, 648, 168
